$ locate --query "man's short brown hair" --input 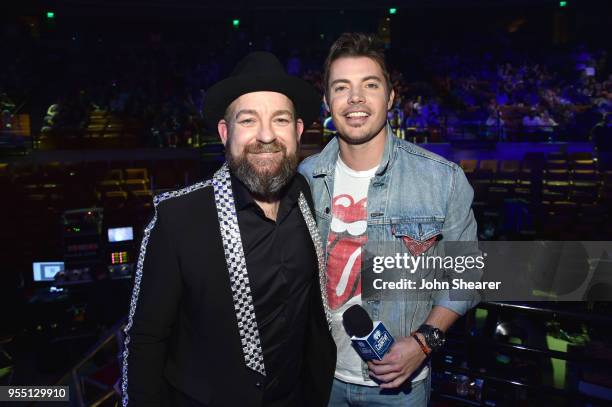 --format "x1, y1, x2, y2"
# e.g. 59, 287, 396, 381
323, 32, 392, 100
